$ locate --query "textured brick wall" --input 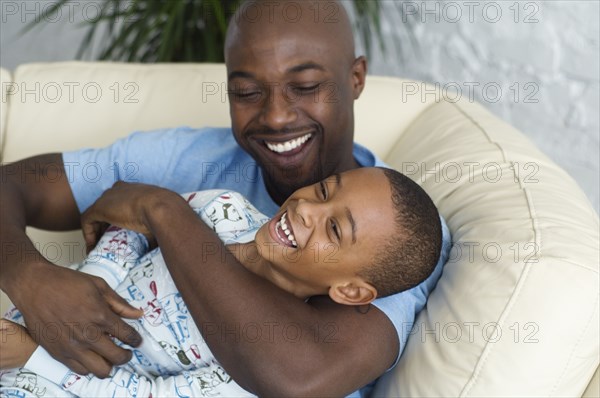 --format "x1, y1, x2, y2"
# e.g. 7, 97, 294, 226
355, 0, 599, 211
